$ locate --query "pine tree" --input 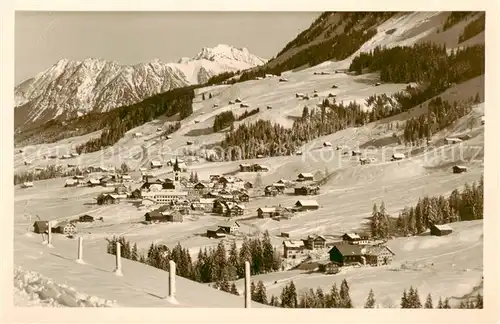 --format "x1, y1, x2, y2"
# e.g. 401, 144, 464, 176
364, 289, 376, 308
131, 243, 139, 261
229, 282, 239, 296
327, 283, 341, 308
437, 297, 444, 309
255, 281, 268, 304
424, 293, 433, 308
254, 172, 263, 188
202, 93, 206, 100
401, 289, 409, 308
209, 93, 213, 99
413, 288, 422, 308
443, 298, 451, 309
269, 295, 279, 307
475, 293, 483, 308
316, 288, 326, 308
288, 281, 298, 308
251, 281, 257, 301
262, 230, 274, 273
371, 203, 380, 237
339, 279, 353, 308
